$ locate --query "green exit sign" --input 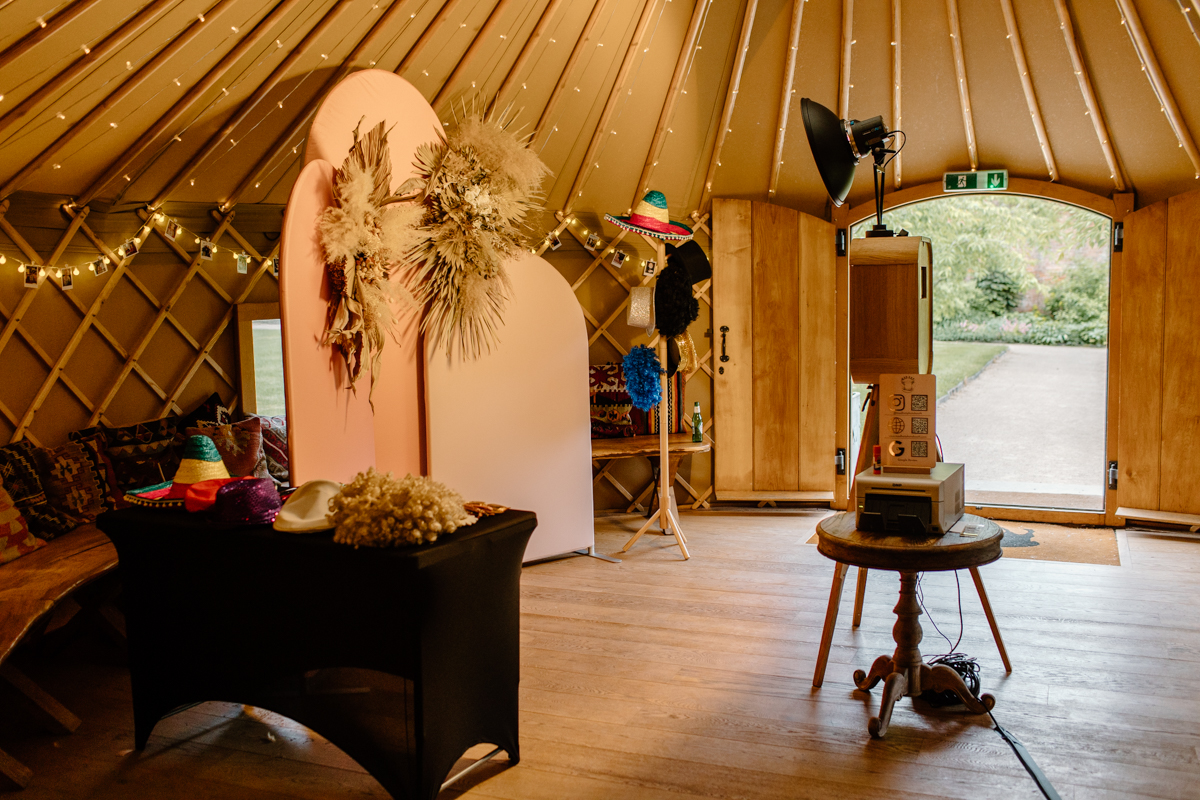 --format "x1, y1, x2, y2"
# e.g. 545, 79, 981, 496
944, 169, 1008, 192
